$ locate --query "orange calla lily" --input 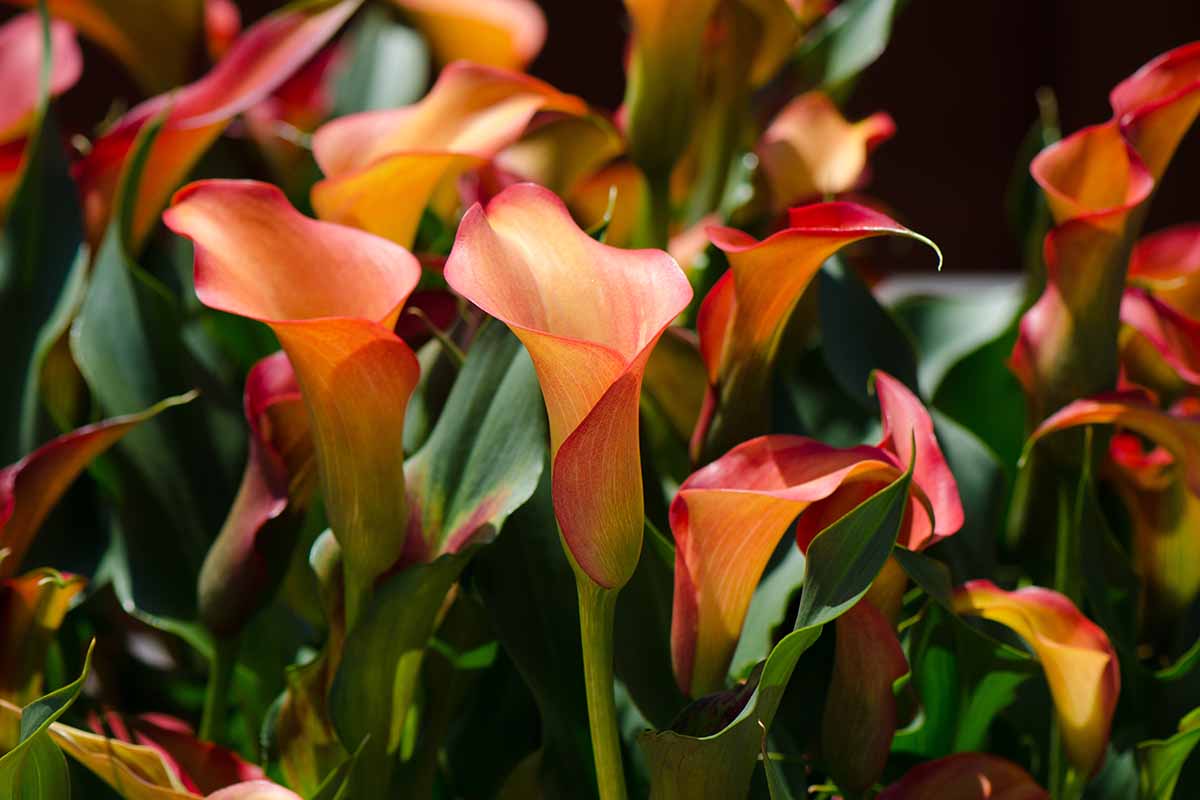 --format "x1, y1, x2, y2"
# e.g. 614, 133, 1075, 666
87, 711, 263, 795
878, 753, 1049, 800
1108, 432, 1200, 636
1030, 390, 1200, 496
4, 0, 203, 92
388, 0, 546, 70
1119, 286, 1200, 387
755, 91, 895, 210
76, 0, 361, 251
693, 202, 938, 461
0, 568, 85, 704
311, 61, 588, 247
444, 182, 692, 589
0, 394, 194, 579
671, 371, 958, 696
952, 580, 1120, 777
1011, 42, 1200, 422
0, 12, 81, 144
197, 352, 316, 638
1128, 224, 1200, 318
444, 182, 690, 797
164, 179, 422, 626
